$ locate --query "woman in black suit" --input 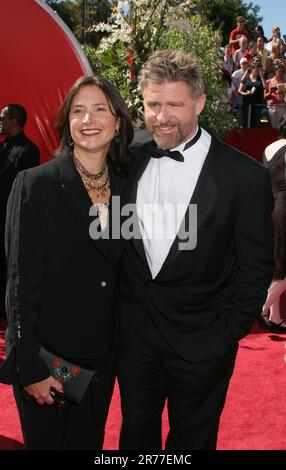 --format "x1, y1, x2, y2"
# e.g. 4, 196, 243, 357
0, 76, 133, 449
